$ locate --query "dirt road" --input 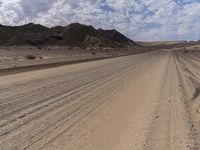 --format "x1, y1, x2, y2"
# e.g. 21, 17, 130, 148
0, 50, 200, 150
